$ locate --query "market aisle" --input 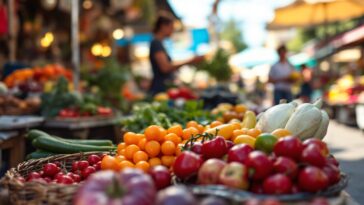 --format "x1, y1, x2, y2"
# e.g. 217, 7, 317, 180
324, 121, 364, 204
